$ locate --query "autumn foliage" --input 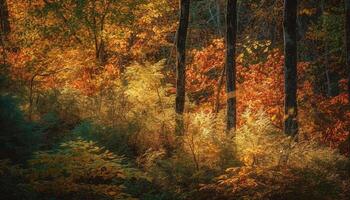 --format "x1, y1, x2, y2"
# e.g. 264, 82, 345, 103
1, 0, 350, 200
187, 39, 349, 148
